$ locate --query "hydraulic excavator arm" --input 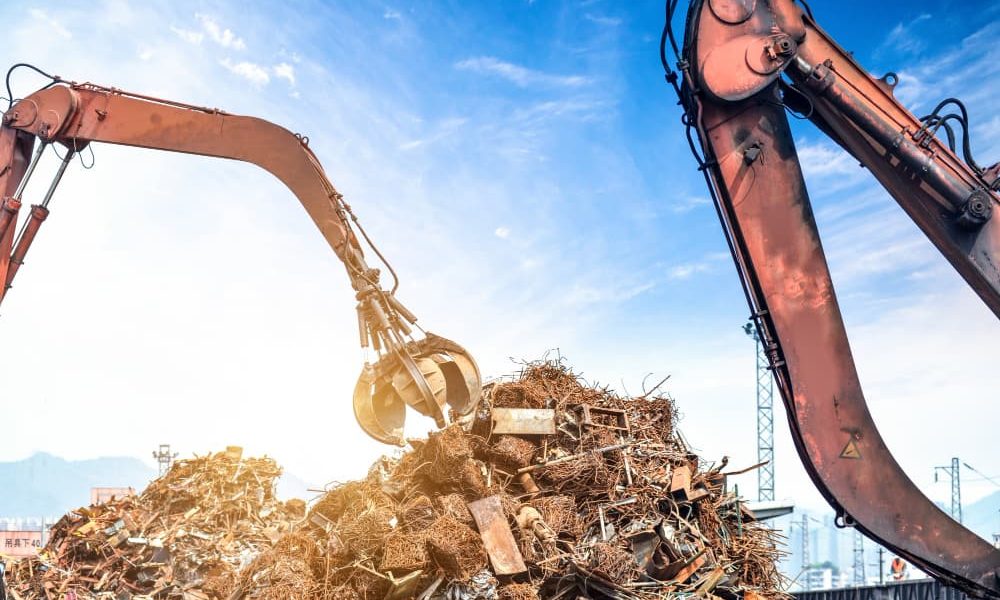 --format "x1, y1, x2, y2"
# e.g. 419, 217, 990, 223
0, 68, 480, 446
668, 0, 1000, 595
